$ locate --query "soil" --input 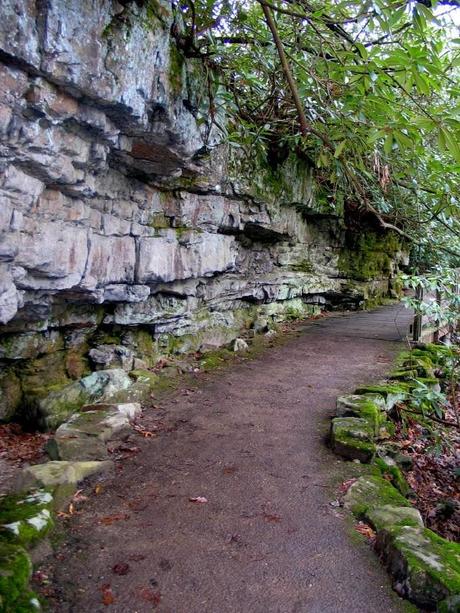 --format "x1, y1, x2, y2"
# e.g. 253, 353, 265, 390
35, 304, 415, 613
